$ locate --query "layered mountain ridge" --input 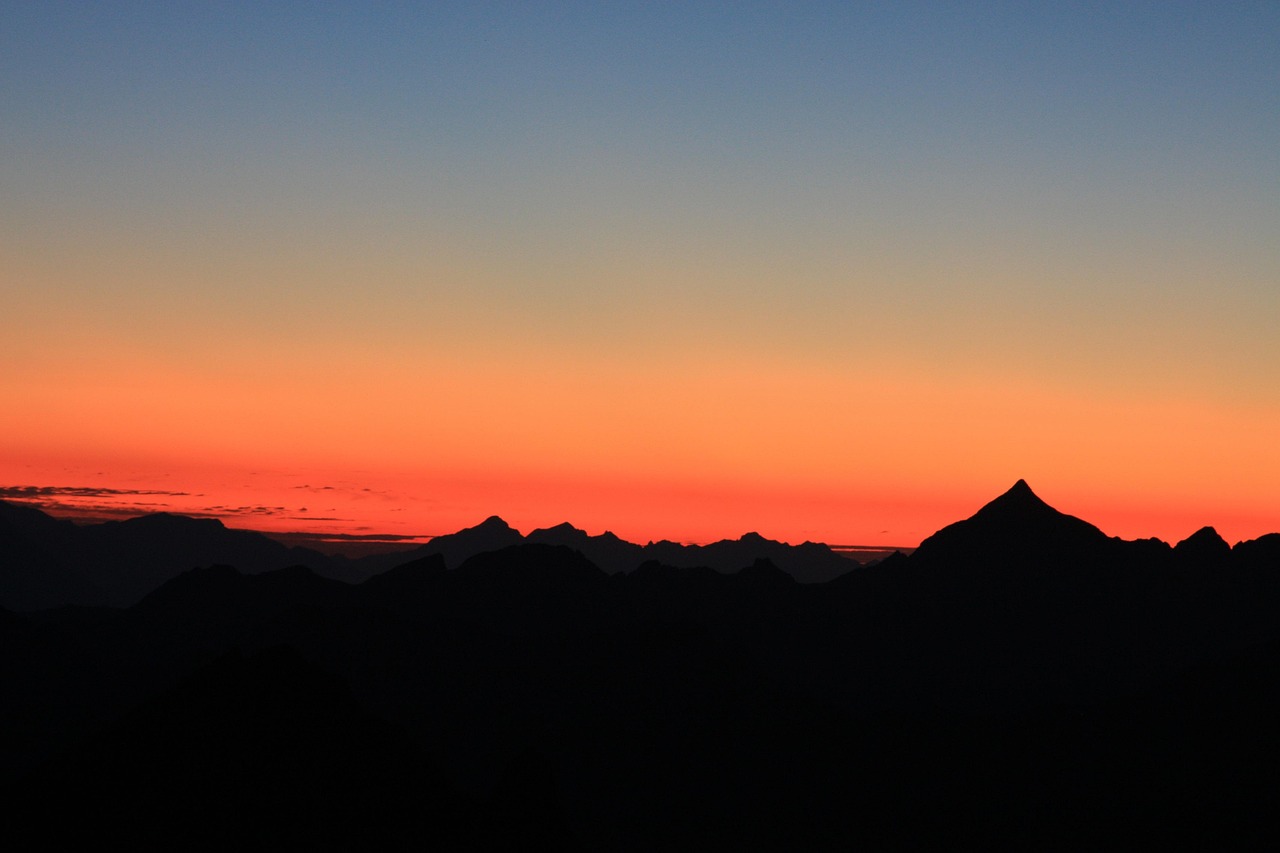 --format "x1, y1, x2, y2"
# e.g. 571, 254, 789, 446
4, 481, 1280, 848
0, 501, 866, 609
